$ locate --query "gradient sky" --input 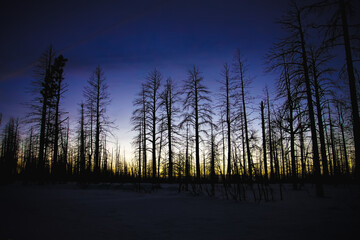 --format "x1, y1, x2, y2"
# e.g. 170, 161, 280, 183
0, 0, 291, 156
